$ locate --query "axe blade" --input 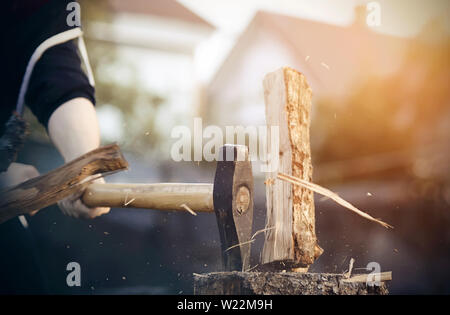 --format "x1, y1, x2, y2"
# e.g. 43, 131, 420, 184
213, 144, 254, 271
